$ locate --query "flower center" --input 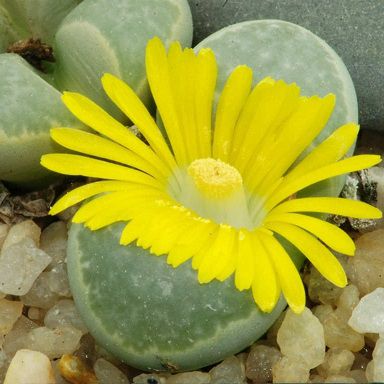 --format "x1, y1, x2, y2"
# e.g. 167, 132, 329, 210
170, 158, 254, 229
188, 158, 243, 199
